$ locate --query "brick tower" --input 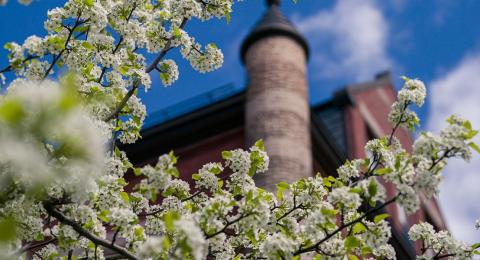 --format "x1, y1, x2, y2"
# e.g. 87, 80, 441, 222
241, 0, 311, 191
